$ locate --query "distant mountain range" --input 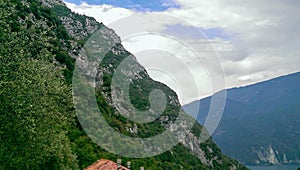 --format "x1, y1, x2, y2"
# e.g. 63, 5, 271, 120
183, 72, 300, 165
